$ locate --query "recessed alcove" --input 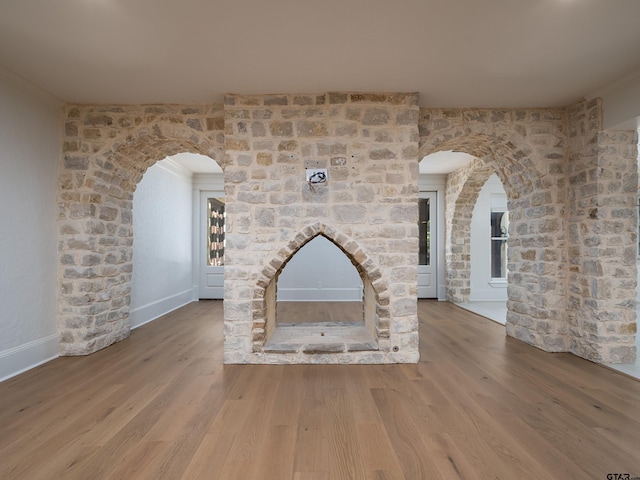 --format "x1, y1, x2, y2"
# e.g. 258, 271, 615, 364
262, 233, 379, 354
